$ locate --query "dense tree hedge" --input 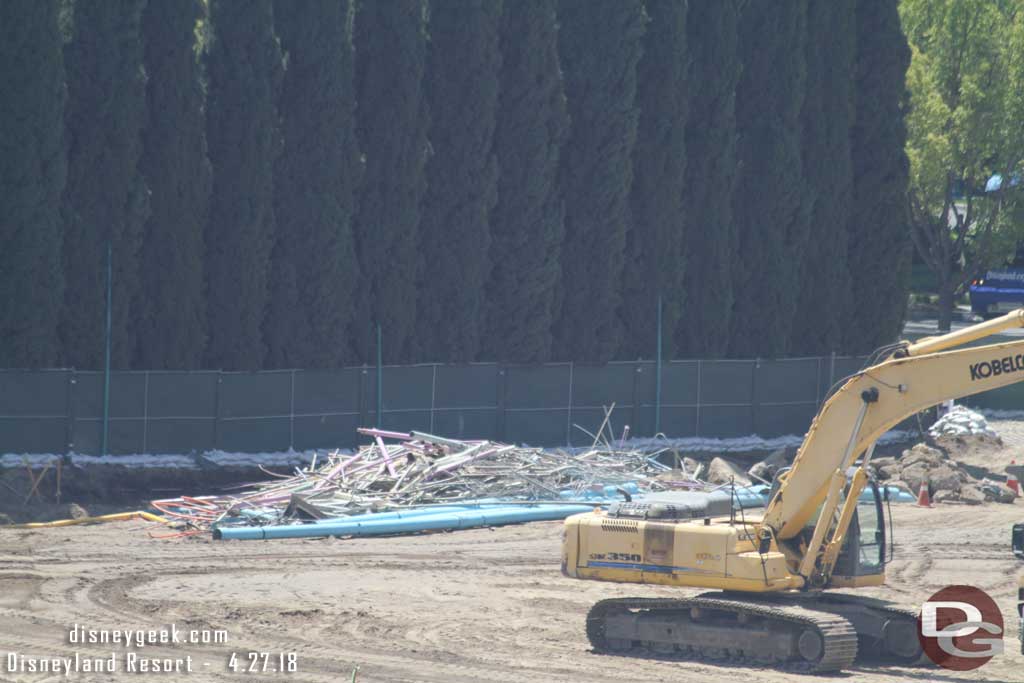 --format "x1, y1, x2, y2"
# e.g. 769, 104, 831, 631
204, 0, 282, 370
137, 0, 211, 369
353, 0, 429, 363
481, 0, 569, 363
554, 0, 647, 362
267, 0, 362, 369
417, 0, 502, 363
5, 1, 920, 371
0, 0, 66, 367
730, 0, 809, 359
676, 0, 742, 359
62, 0, 149, 369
